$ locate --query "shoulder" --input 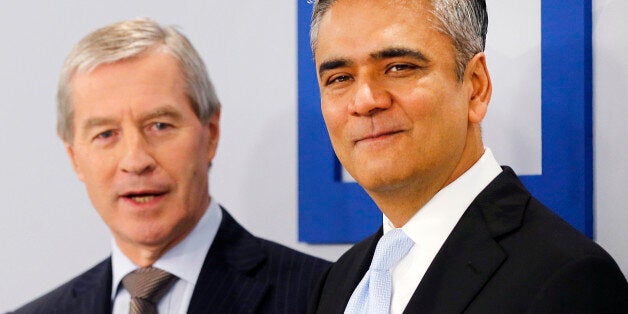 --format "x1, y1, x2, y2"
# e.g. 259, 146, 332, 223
510, 194, 613, 265
210, 208, 331, 313
216, 208, 331, 275
253, 236, 332, 301
513, 197, 628, 308
11, 258, 111, 314
471, 168, 628, 311
478, 167, 613, 262
256, 237, 331, 272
